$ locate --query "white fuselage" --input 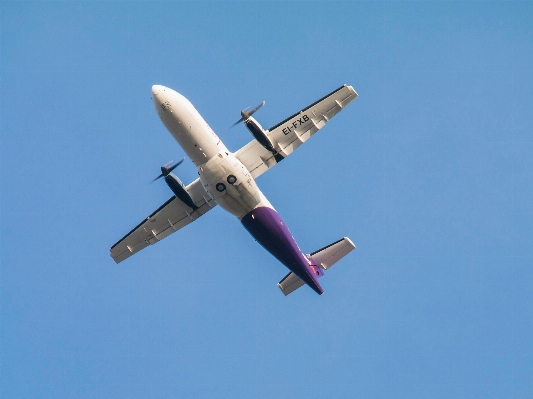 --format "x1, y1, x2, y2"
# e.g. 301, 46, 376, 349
151, 85, 272, 219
